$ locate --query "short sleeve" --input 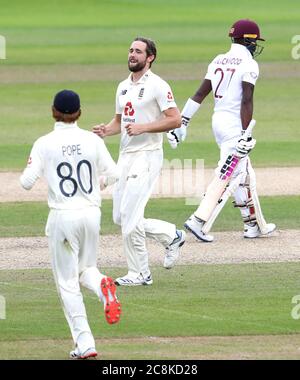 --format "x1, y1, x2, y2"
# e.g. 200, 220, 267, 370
20, 138, 44, 189
155, 80, 177, 112
242, 60, 259, 85
115, 83, 123, 115
204, 62, 214, 81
